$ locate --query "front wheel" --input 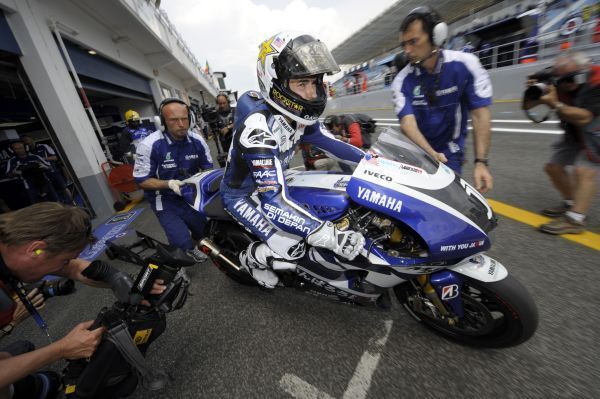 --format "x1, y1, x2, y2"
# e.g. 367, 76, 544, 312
395, 274, 538, 348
